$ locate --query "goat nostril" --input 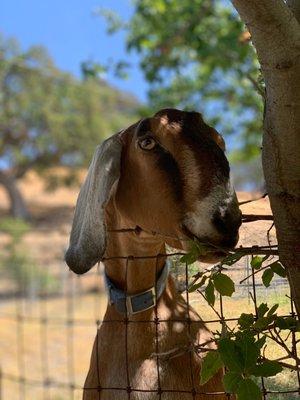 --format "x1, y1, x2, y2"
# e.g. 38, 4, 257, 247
213, 210, 242, 235
221, 234, 239, 249
212, 214, 226, 234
